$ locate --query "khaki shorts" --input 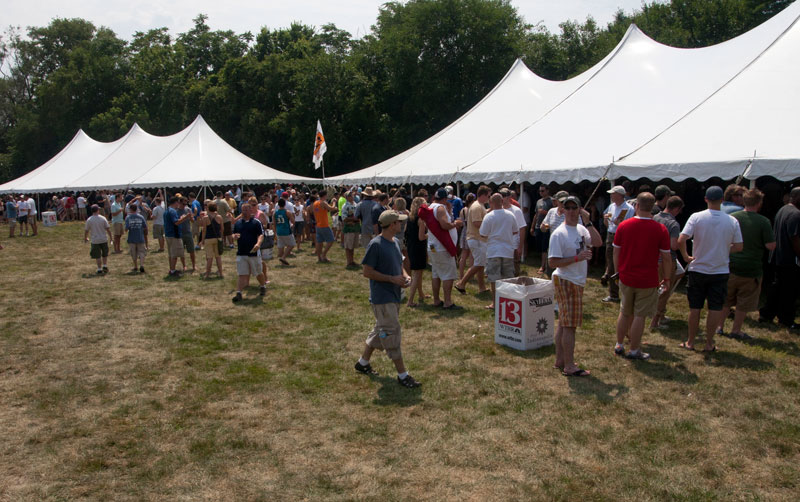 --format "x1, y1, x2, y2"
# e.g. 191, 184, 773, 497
359, 234, 374, 248
724, 274, 762, 312
236, 255, 261, 276
260, 248, 273, 261
166, 237, 184, 258
204, 238, 220, 259
152, 224, 164, 239
343, 232, 359, 250
366, 302, 402, 360
128, 242, 147, 260
486, 256, 514, 283
277, 234, 296, 249
553, 275, 584, 328
428, 247, 458, 281
467, 239, 487, 267
113, 222, 124, 236
191, 220, 200, 236
620, 282, 658, 318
